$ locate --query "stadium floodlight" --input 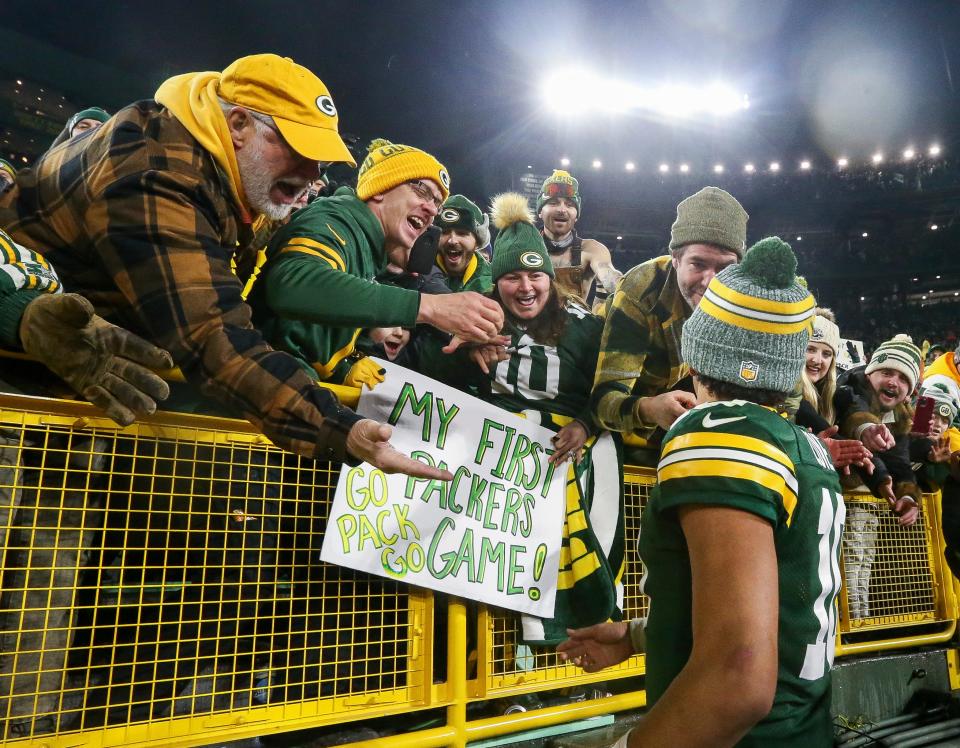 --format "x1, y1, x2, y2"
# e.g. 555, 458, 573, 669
937, 275, 941, 279
625, 161, 636, 171
872, 152, 883, 164
769, 162, 780, 172
799, 160, 811, 170
679, 163, 690, 173
616, 235, 623, 240
861, 232, 869, 238
860, 296, 865, 301
837, 158, 848, 168
527, 165, 533, 169
592, 159, 602, 169
902, 148, 915, 160
744, 163, 755, 173
796, 236, 802, 241
932, 224, 939, 231
560, 157, 570, 167
929, 144, 941, 156
658, 163, 669, 173
713, 163, 724, 174
540, 68, 747, 118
